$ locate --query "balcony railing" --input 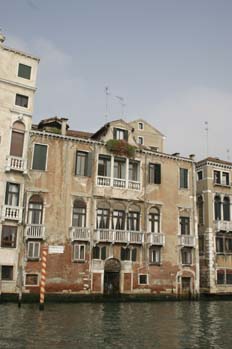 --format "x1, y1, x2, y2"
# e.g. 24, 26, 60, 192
178, 235, 195, 247
94, 229, 144, 244
1, 205, 23, 221
25, 224, 45, 239
147, 232, 165, 245
71, 227, 90, 241
5, 156, 27, 172
97, 176, 140, 190
214, 220, 232, 232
